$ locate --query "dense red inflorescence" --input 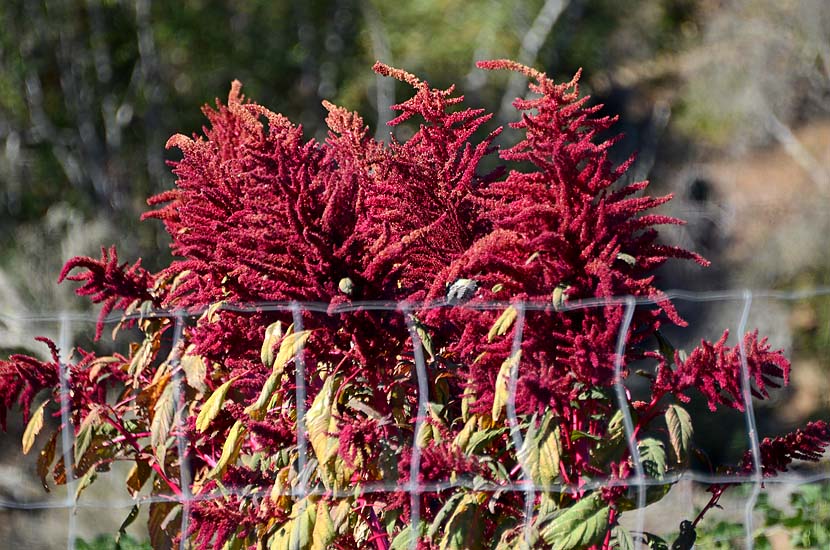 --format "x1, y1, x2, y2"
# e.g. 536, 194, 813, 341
1, 60, 828, 550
